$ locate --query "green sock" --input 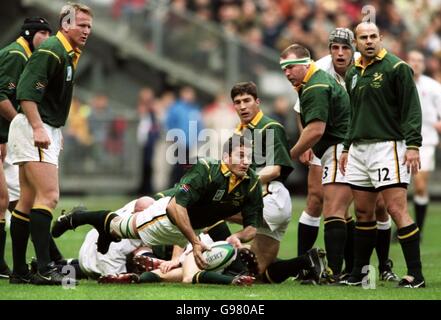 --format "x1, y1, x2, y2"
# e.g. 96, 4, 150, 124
139, 271, 161, 283
192, 271, 234, 285
30, 208, 53, 272
10, 210, 30, 275
0, 220, 7, 268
